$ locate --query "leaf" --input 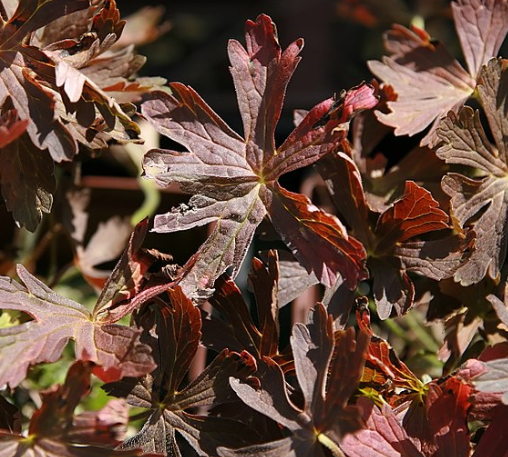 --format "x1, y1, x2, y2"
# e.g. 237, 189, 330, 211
222, 303, 370, 456
368, 0, 508, 146
0, 0, 88, 160
452, 0, 508, 79
0, 99, 27, 148
339, 398, 425, 457
368, 23, 474, 146
104, 287, 259, 456
473, 359, 508, 404
202, 251, 285, 365
356, 302, 426, 401
0, 361, 158, 457
0, 264, 155, 388
0, 0, 150, 229
471, 404, 508, 457
426, 378, 472, 457
0, 133, 56, 231
436, 58, 508, 285
142, 14, 377, 297
319, 152, 465, 319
